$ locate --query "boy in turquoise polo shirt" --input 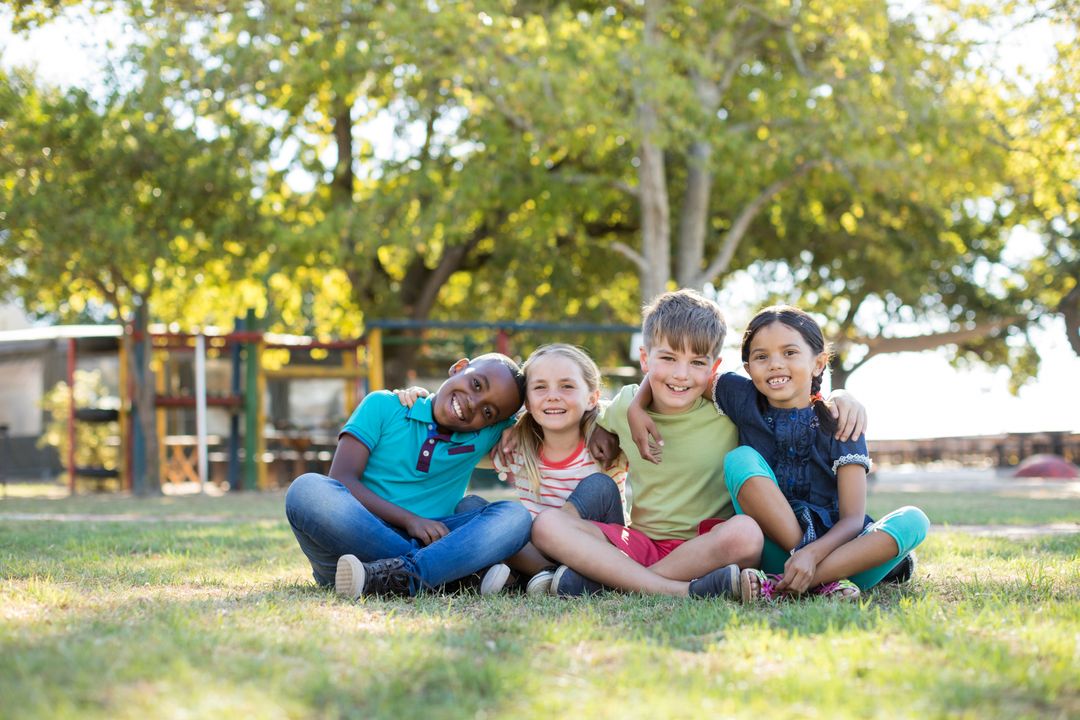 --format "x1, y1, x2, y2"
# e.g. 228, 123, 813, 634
285, 353, 532, 597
